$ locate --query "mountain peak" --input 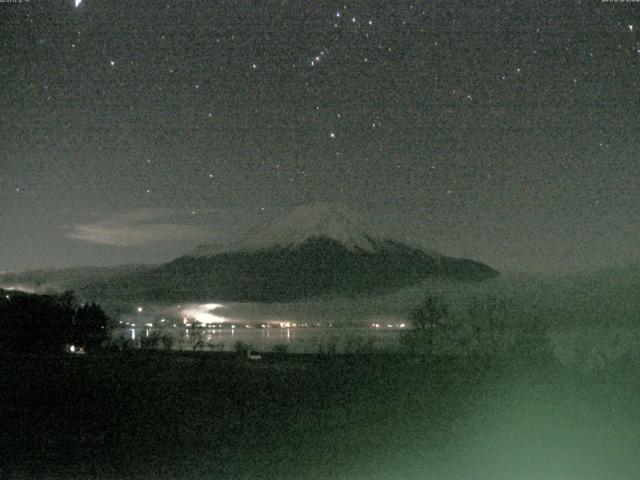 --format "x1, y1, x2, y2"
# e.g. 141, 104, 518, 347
241, 202, 384, 252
